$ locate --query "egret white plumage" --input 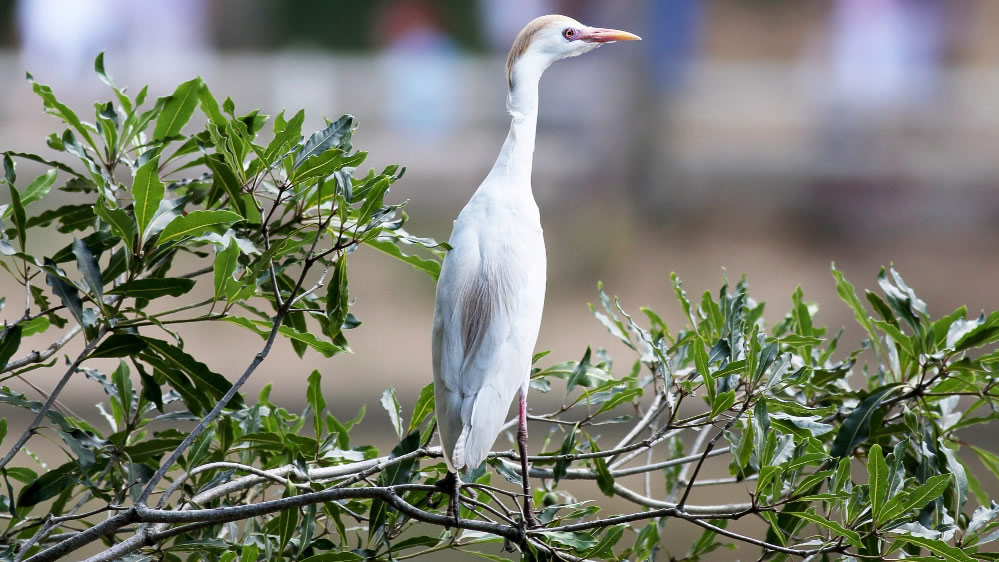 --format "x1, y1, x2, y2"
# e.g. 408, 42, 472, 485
431, 15, 640, 525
